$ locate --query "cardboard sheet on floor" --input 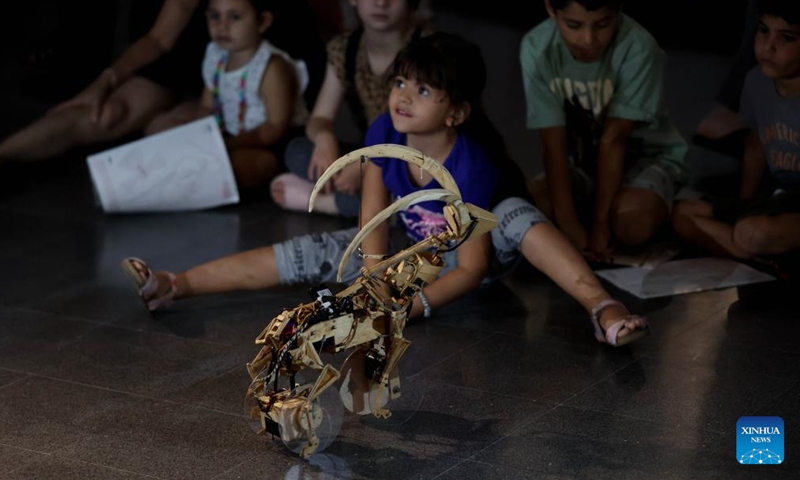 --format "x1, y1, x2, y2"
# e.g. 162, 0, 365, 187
87, 116, 239, 213
595, 257, 775, 299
